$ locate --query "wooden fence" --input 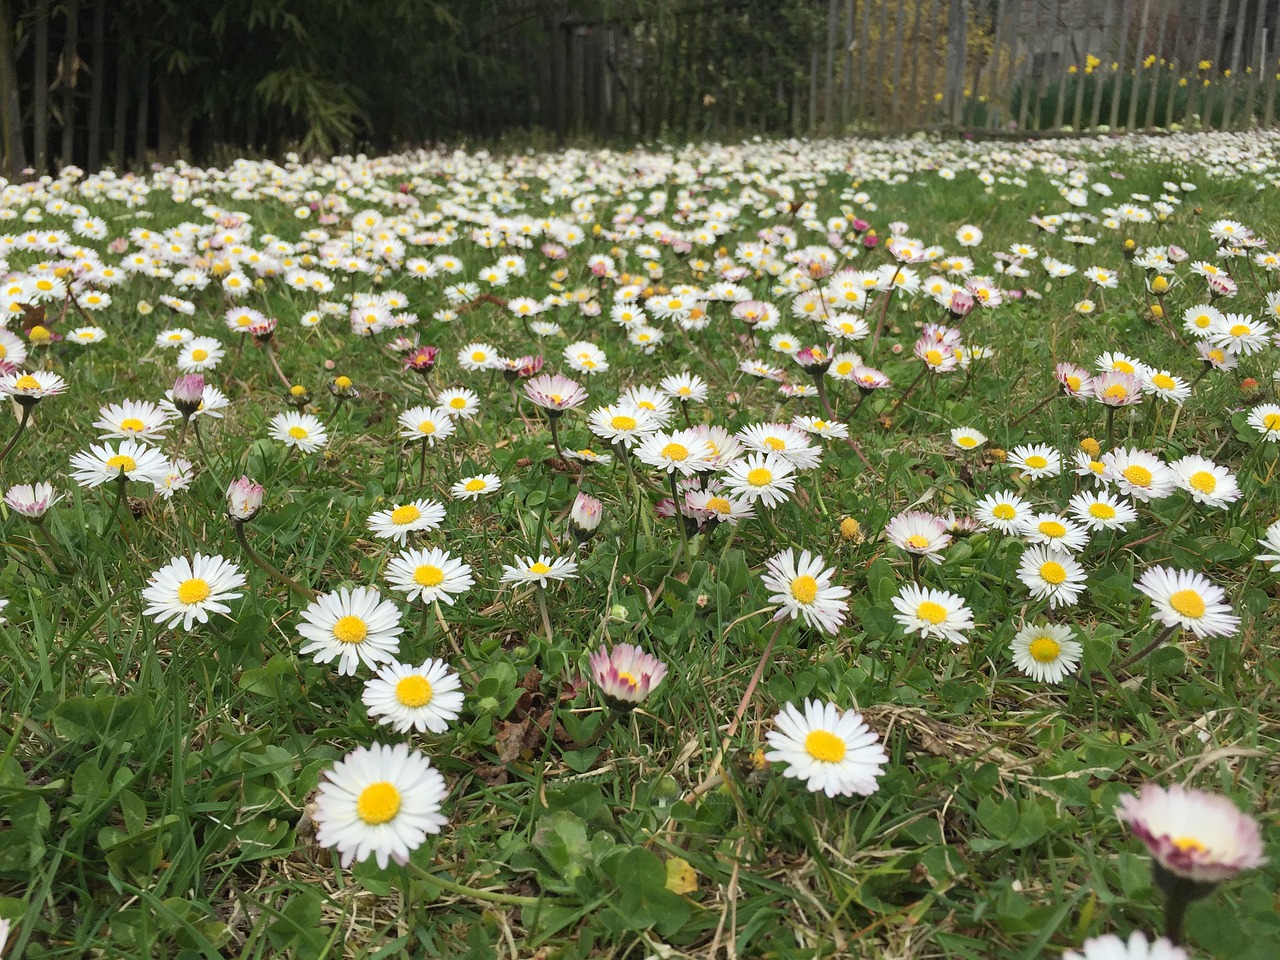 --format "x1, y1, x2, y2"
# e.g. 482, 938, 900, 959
3, 0, 1280, 178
